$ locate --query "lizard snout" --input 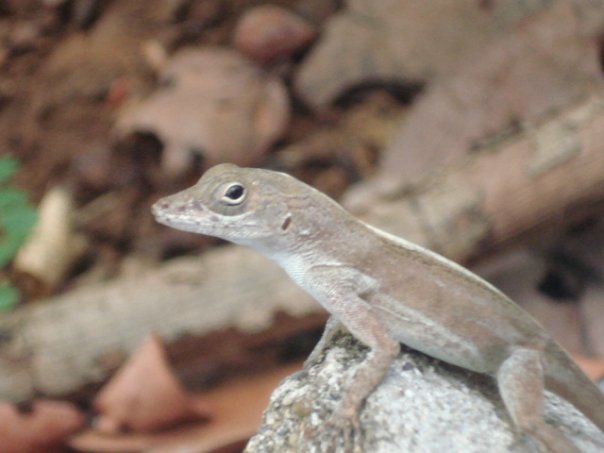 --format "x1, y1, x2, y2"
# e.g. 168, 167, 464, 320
151, 199, 172, 216
152, 196, 207, 218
